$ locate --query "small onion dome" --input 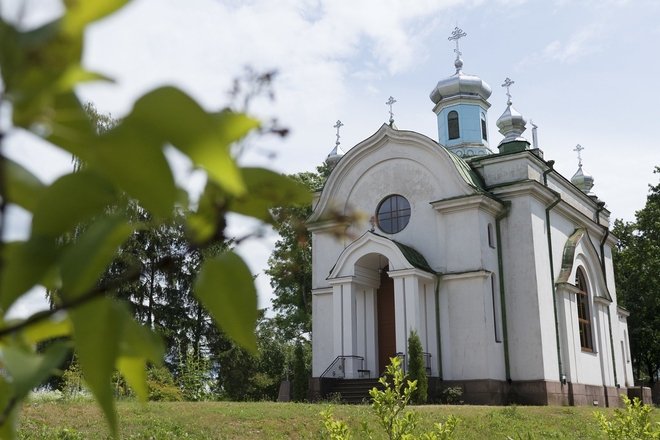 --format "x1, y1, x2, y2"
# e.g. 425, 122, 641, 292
571, 165, 595, 195
429, 67, 492, 104
325, 144, 345, 169
496, 103, 528, 146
